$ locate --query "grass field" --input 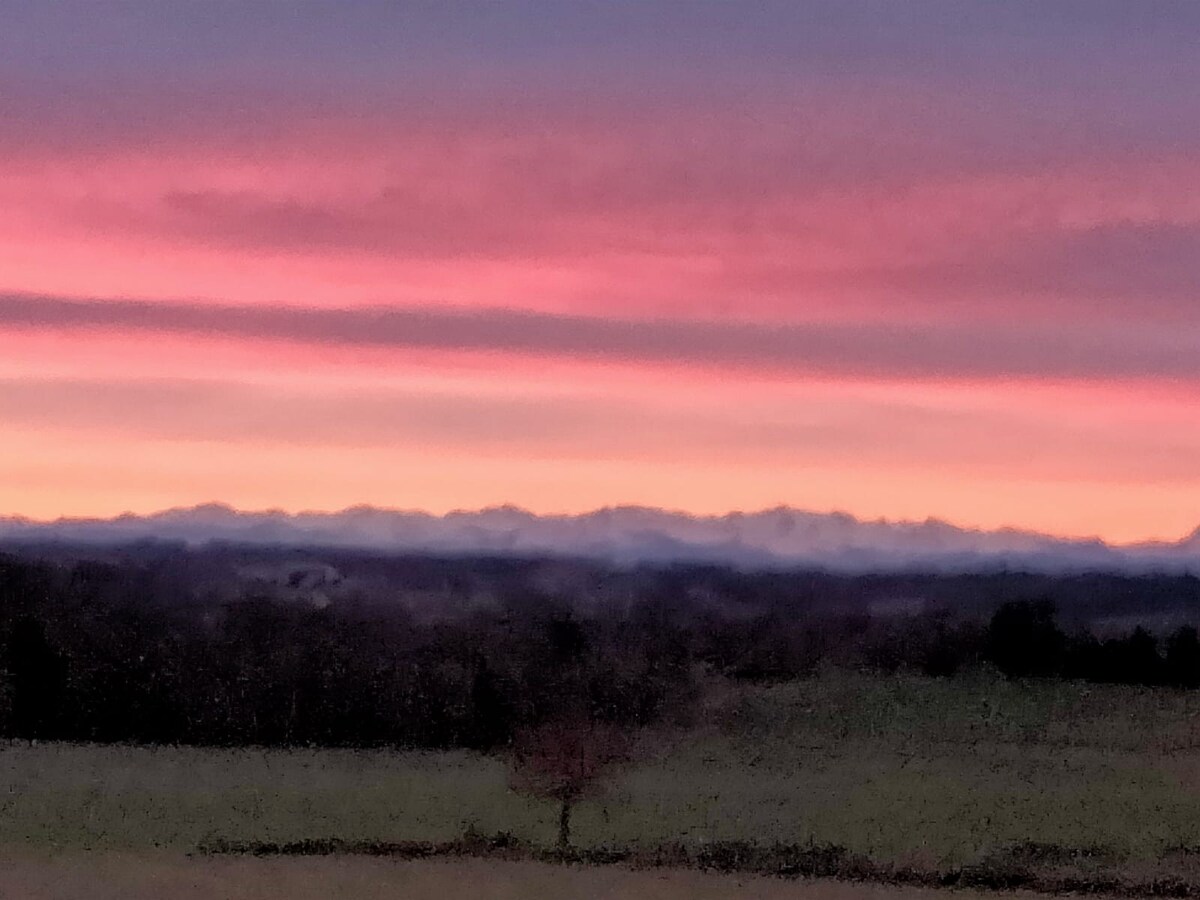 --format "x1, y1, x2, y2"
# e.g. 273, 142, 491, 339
5, 671, 1200, 884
